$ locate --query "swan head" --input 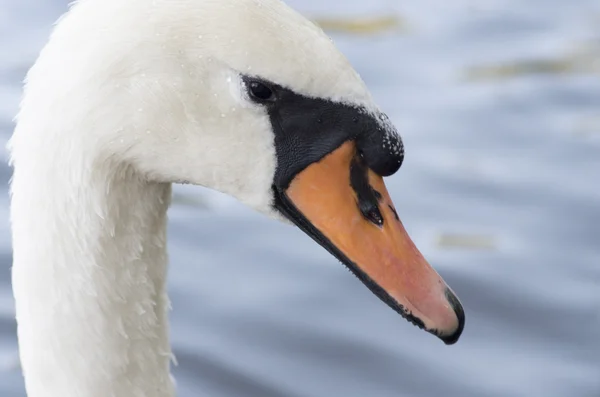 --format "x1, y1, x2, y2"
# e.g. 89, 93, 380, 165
21, 0, 464, 343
